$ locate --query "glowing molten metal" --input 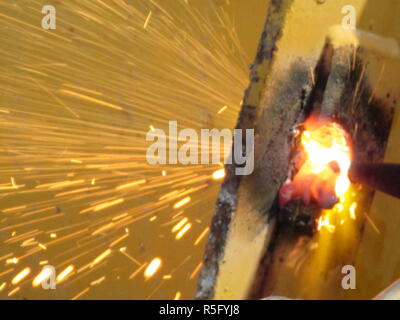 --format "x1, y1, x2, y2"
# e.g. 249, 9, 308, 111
279, 119, 352, 210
